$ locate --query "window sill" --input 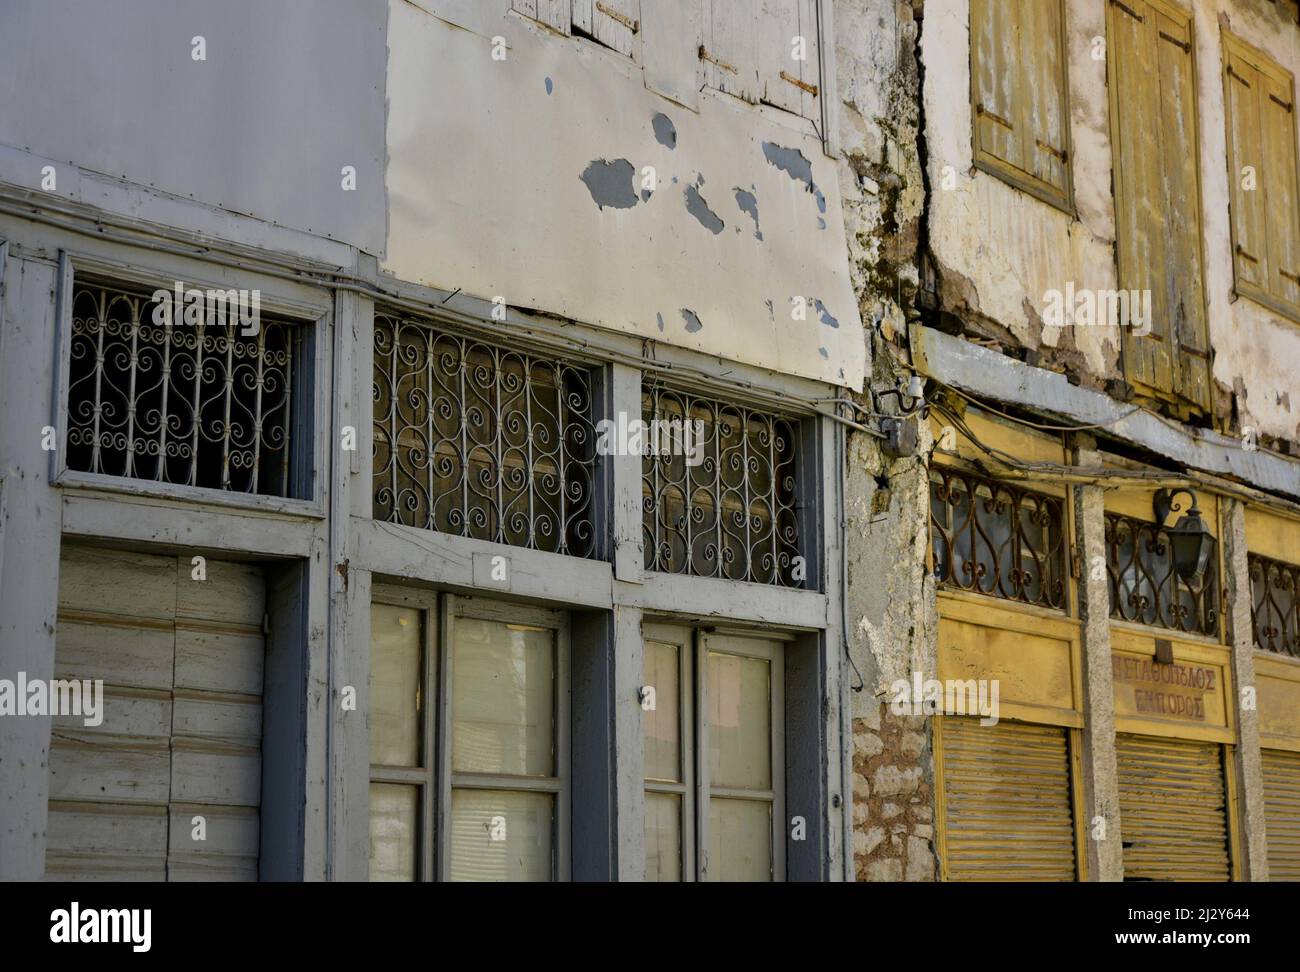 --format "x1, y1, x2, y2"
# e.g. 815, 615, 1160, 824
54, 470, 325, 520
972, 153, 1075, 219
